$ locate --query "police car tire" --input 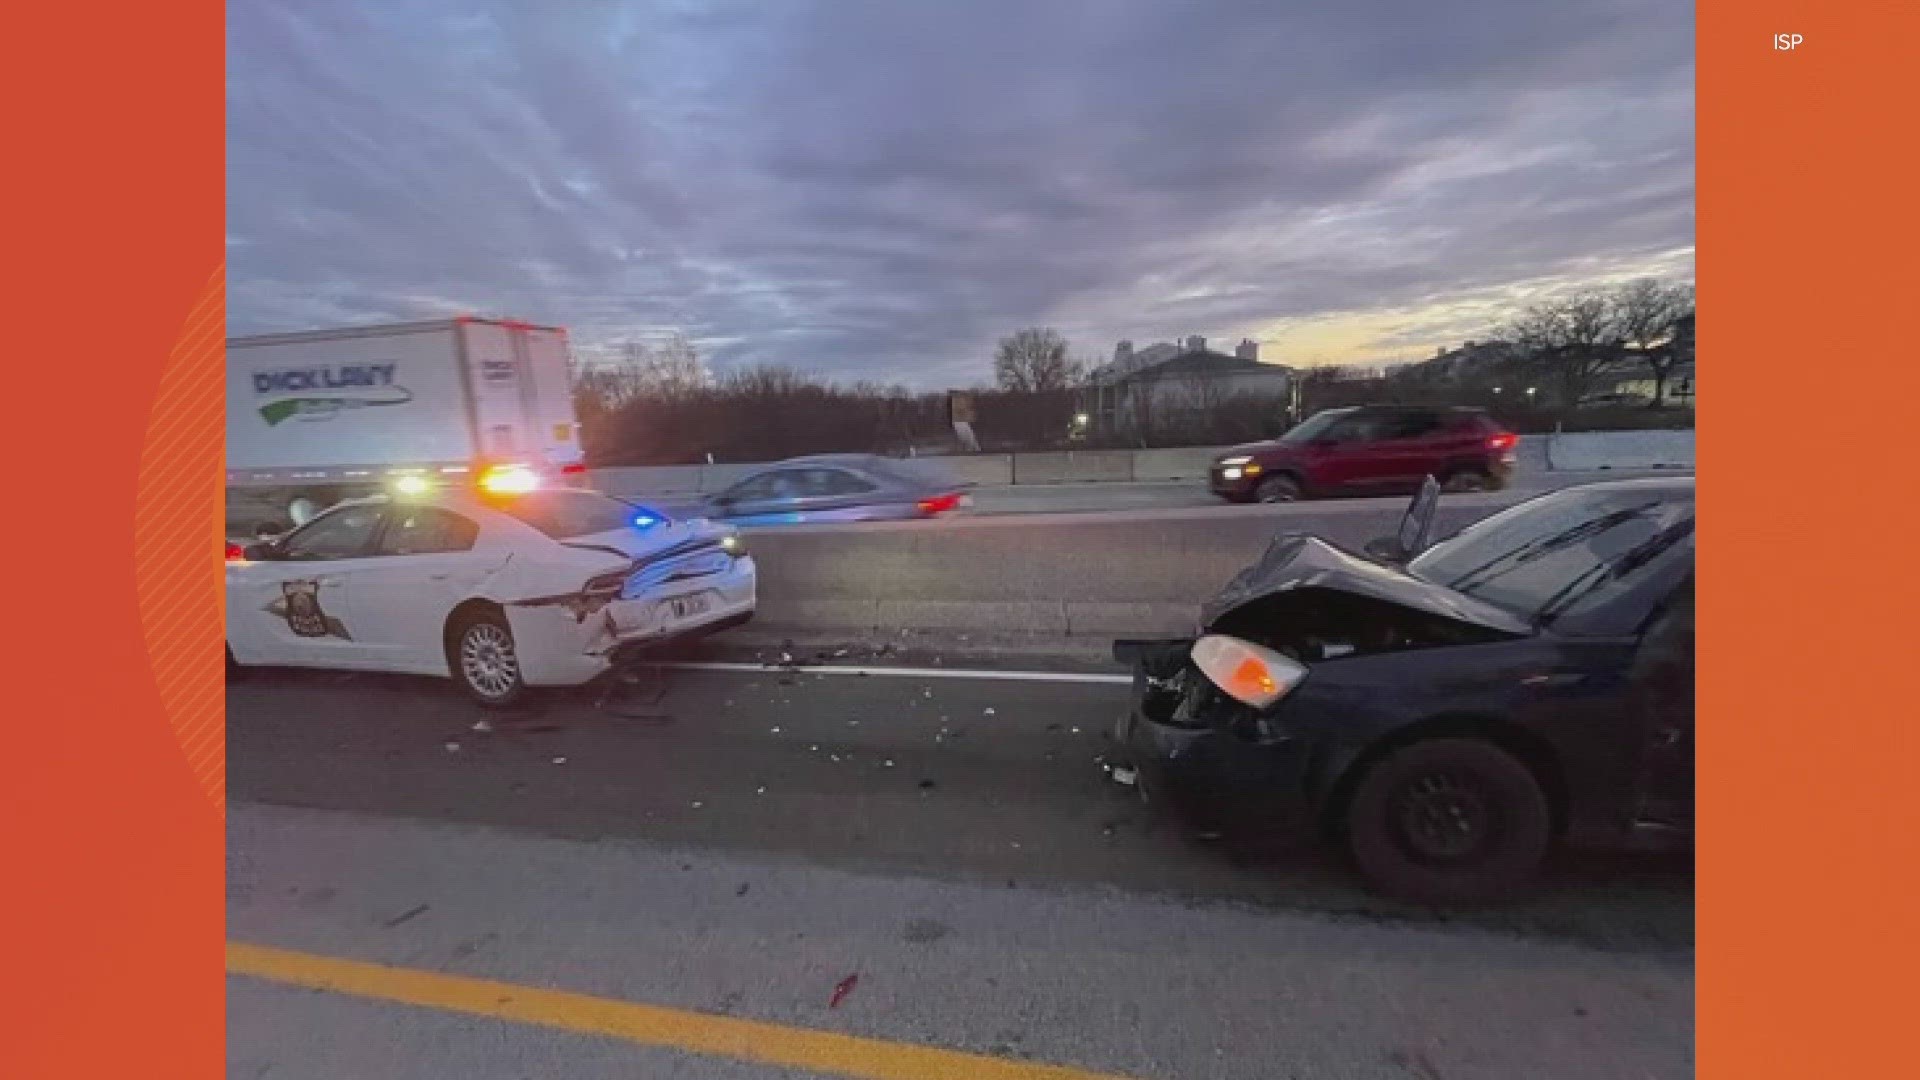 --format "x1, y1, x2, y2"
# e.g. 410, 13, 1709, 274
451, 610, 529, 709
